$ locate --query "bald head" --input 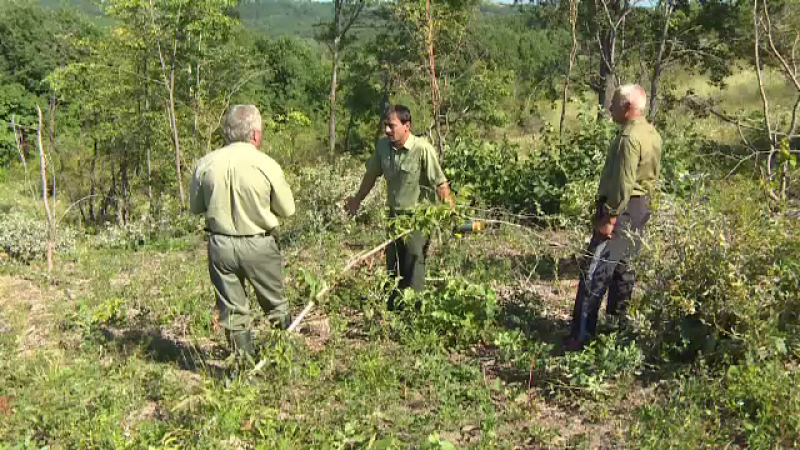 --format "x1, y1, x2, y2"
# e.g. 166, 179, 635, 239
611, 84, 647, 124
224, 105, 263, 146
